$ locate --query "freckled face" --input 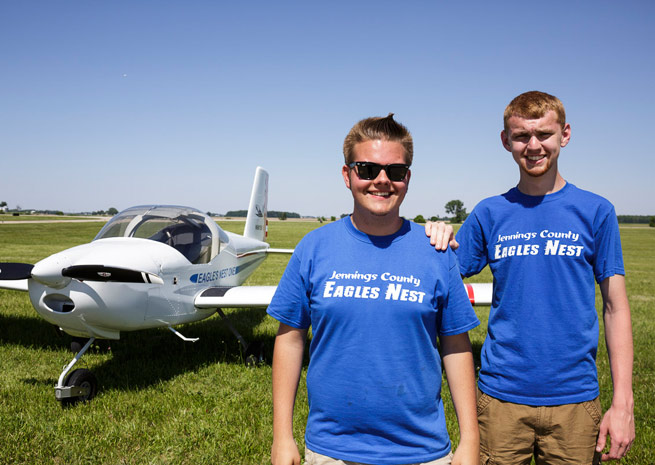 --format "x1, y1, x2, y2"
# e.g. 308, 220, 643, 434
501, 110, 571, 179
342, 139, 410, 222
